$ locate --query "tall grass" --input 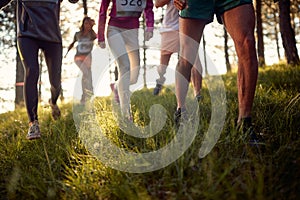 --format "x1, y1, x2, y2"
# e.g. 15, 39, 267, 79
0, 64, 299, 199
